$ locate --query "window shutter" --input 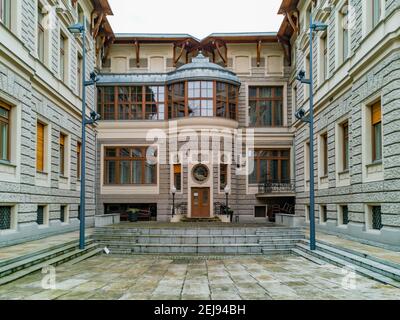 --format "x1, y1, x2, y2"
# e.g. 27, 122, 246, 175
174, 164, 181, 174
36, 122, 45, 172
371, 101, 381, 125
